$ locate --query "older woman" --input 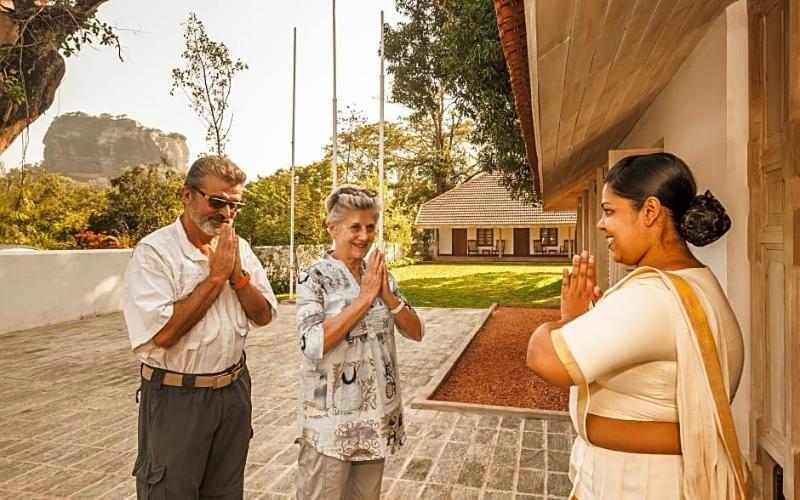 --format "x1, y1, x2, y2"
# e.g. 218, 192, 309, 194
526, 153, 746, 499
294, 184, 423, 500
